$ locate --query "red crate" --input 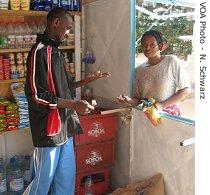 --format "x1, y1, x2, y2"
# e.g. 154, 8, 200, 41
75, 113, 117, 145
75, 140, 114, 173
76, 168, 109, 195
